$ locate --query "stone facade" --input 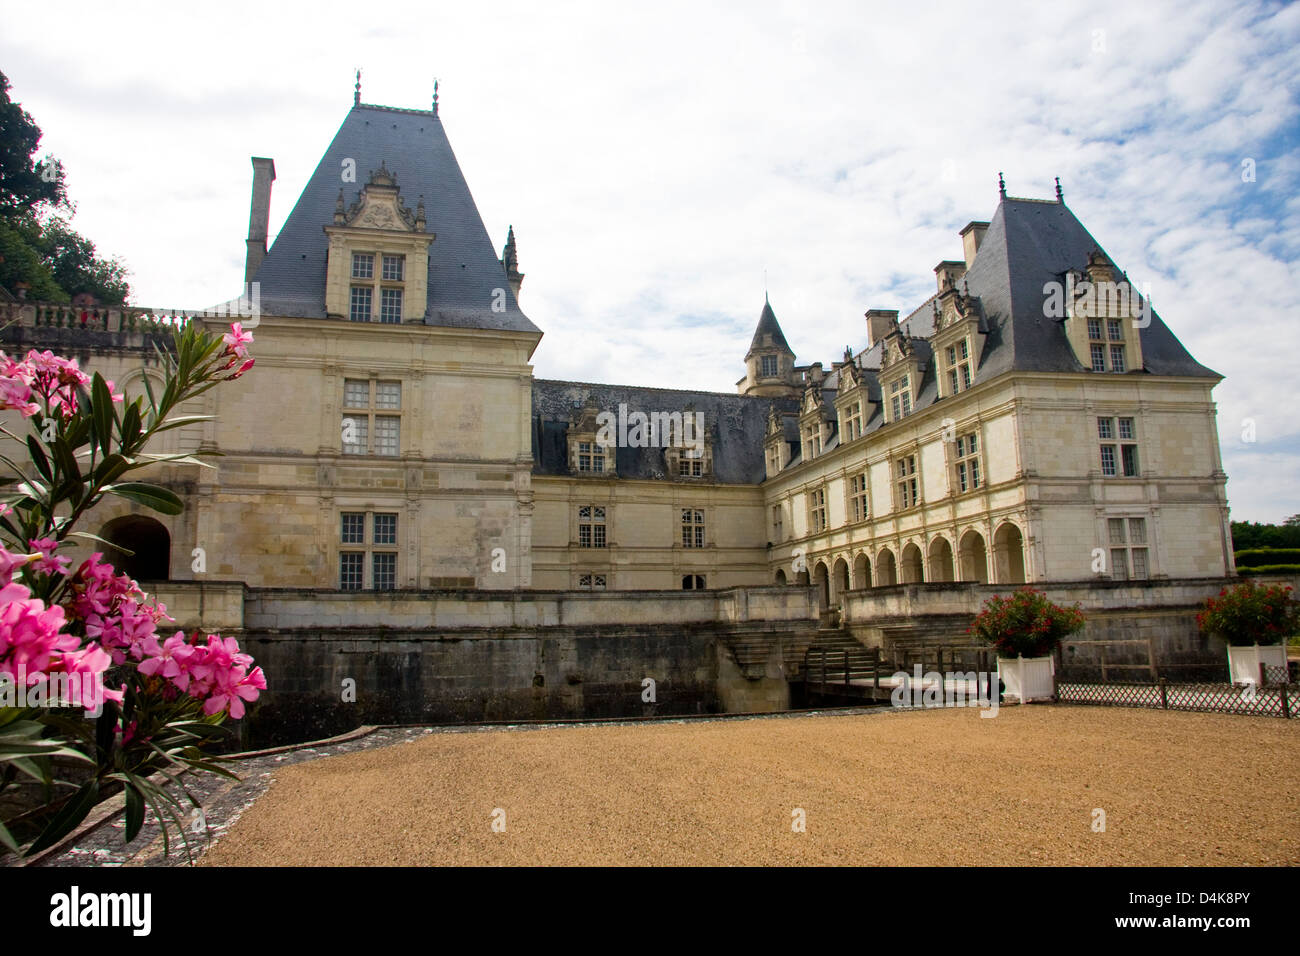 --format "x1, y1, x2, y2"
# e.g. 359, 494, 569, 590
0, 94, 1237, 700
